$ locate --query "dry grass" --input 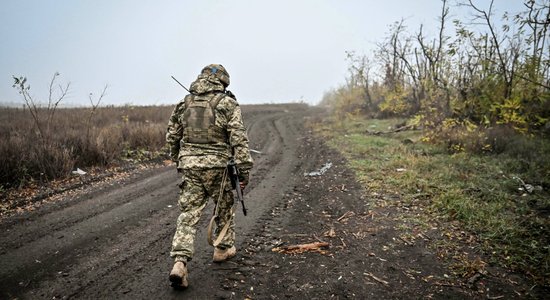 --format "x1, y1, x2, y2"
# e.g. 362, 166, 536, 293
313, 115, 550, 284
0, 105, 174, 188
